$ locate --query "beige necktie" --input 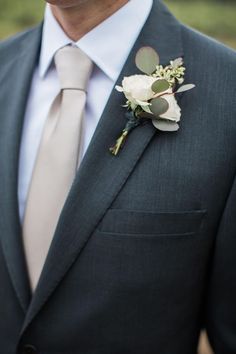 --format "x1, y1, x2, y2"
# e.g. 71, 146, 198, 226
23, 46, 93, 290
